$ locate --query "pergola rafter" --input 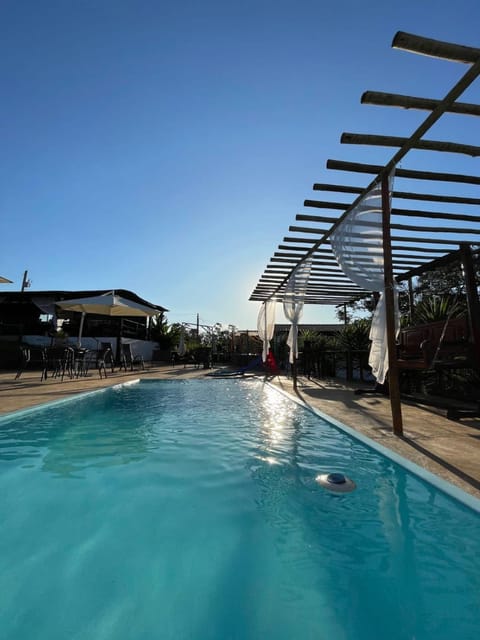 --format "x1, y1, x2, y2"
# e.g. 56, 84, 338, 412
249, 31, 480, 436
